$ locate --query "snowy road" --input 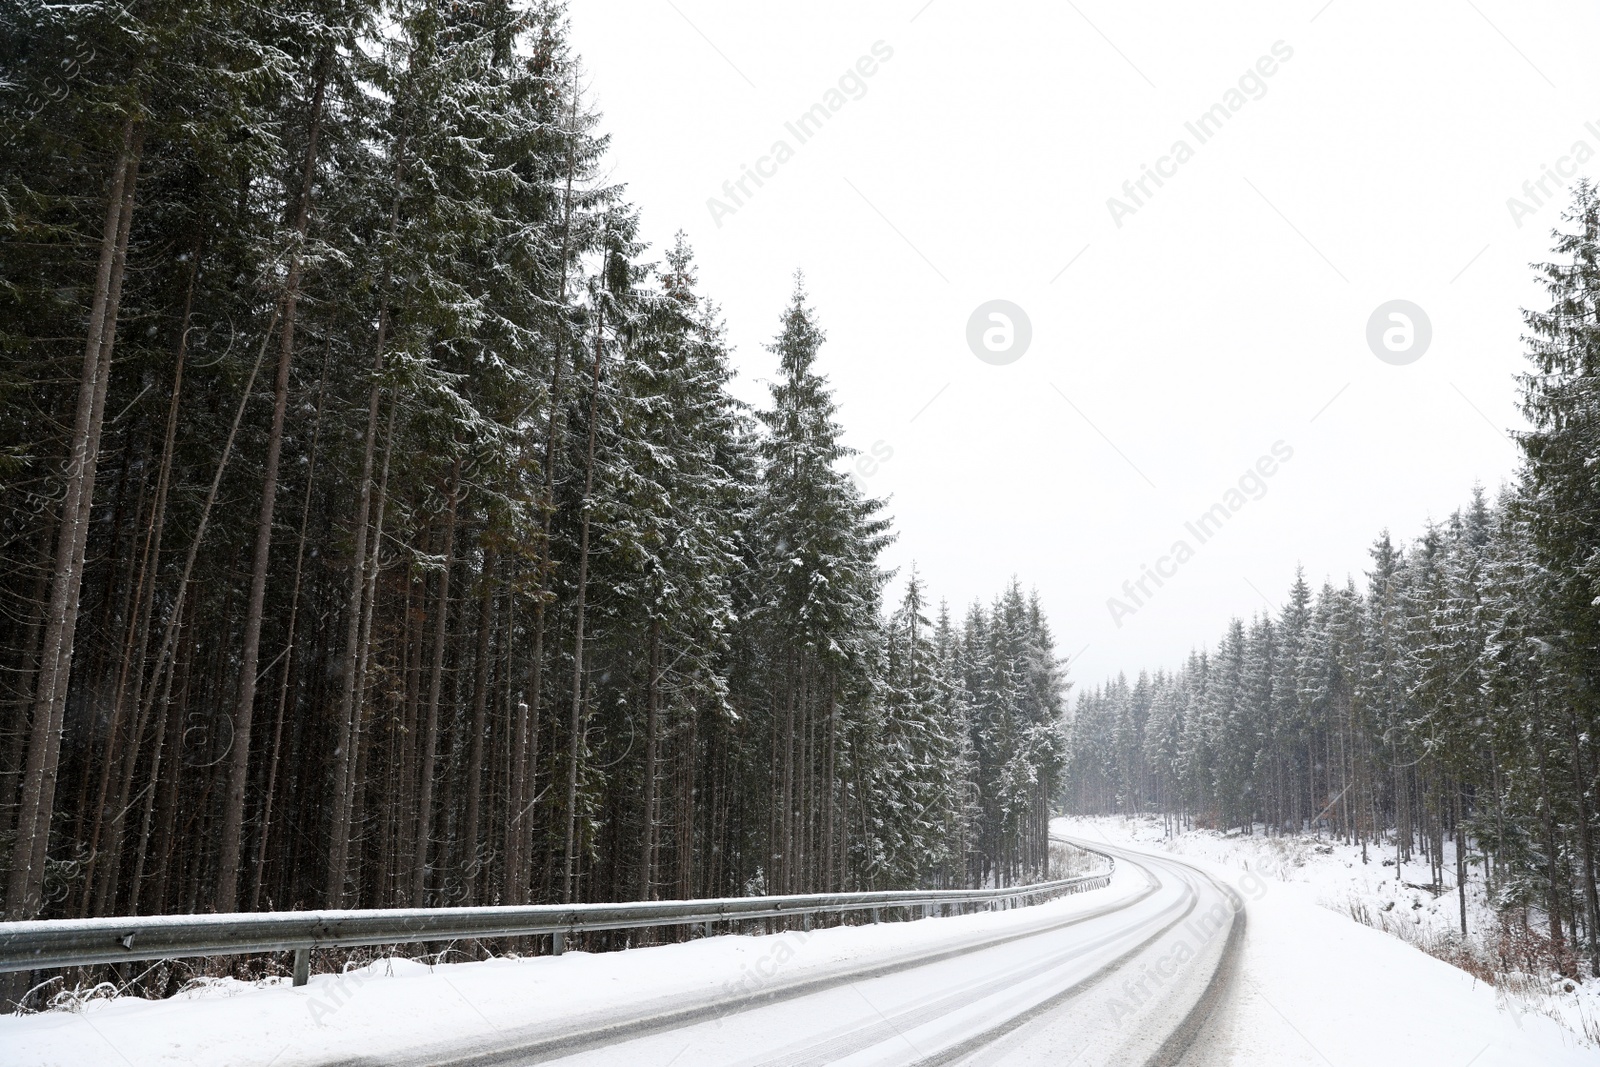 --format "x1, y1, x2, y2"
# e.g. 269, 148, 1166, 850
13, 832, 1600, 1066
327, 841, 1241, 1067
1, 841, 1247, 1066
